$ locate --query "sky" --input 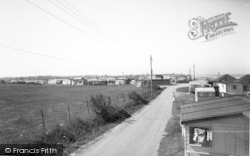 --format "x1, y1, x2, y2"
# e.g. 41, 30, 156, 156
0, 0, 249, 77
